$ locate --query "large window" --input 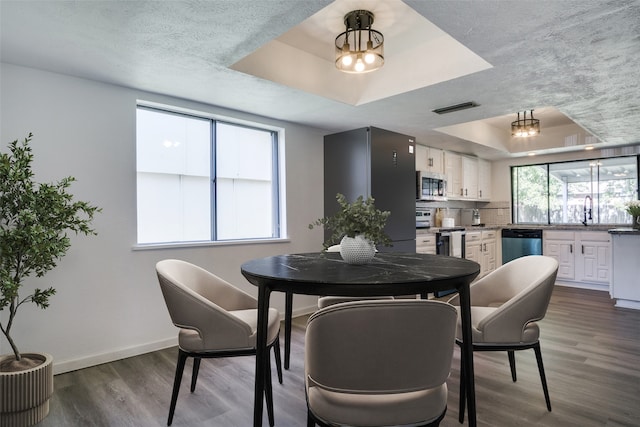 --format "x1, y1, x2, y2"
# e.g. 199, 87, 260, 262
136, 106, 282, 244
512, 156, 639, 225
